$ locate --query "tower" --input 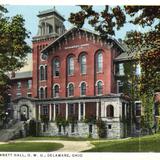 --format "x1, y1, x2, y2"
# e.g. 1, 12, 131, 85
32, 7, 65, 98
